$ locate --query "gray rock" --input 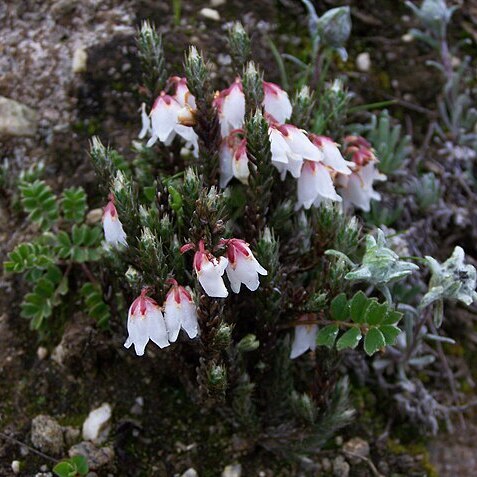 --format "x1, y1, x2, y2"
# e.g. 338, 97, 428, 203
0, 96, 38, 137
342, 437, 370, 464
69, 441, 114, 471
63, 426, 81, 447
31, 415, 65, 456
333, 455, 350, 477
222, 463, 241, 477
